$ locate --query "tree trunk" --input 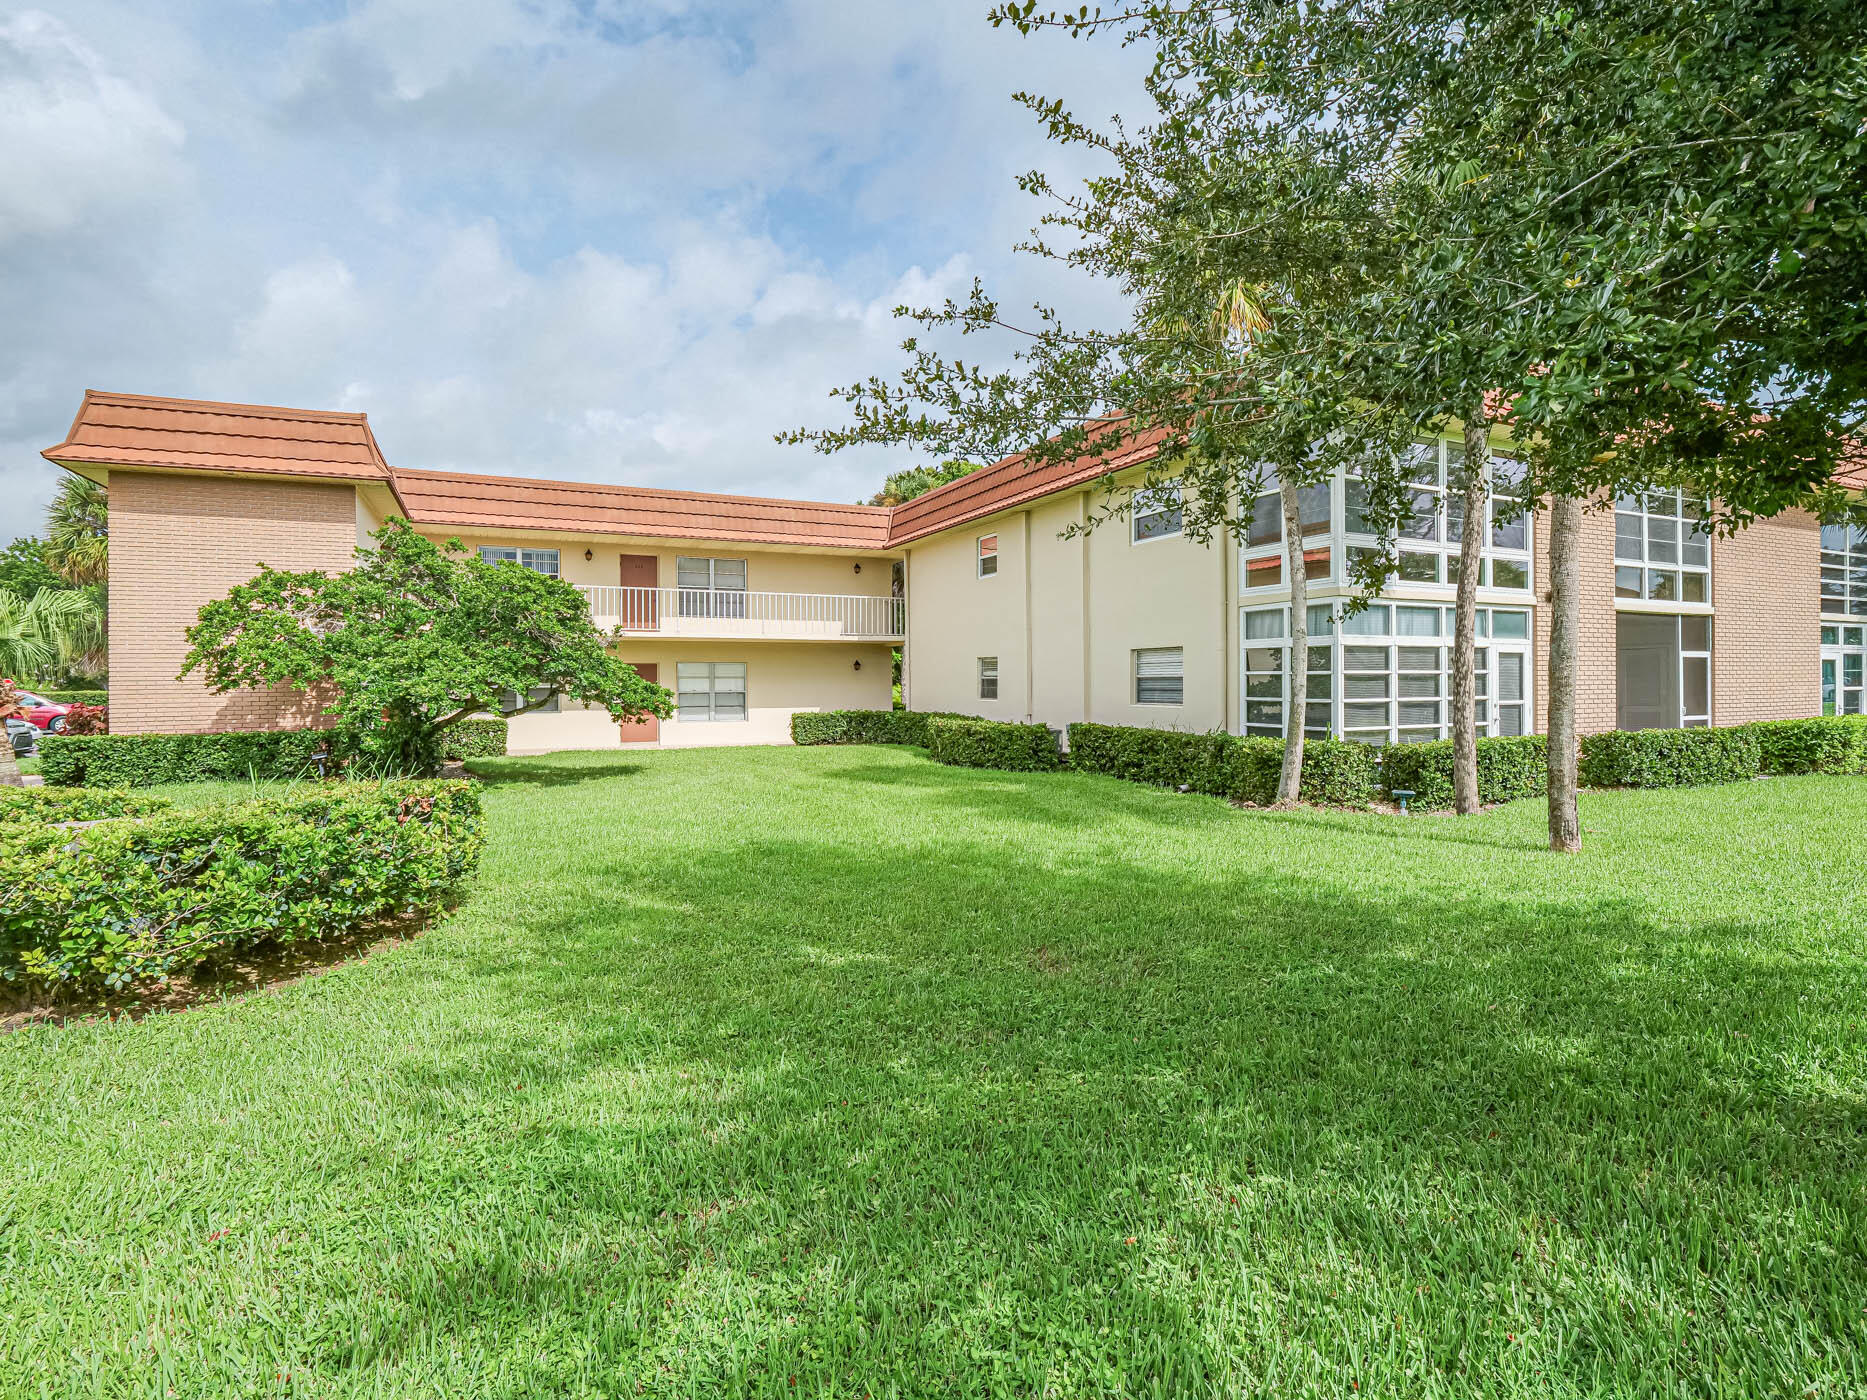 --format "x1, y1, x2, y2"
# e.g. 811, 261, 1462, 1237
0, 739, 22, 787
1451, 418, 1488, 815
1546, 492, 1583, 852
1276, 476, 1308, 804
